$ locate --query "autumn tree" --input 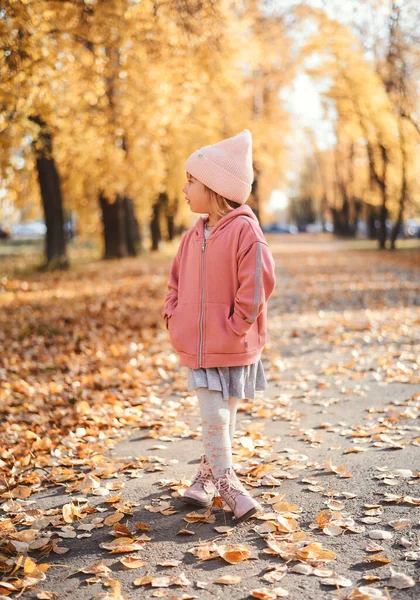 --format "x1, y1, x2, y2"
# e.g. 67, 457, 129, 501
291, 0, 420, 248
1, 0, 296, 266
0, 1, 71, 268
